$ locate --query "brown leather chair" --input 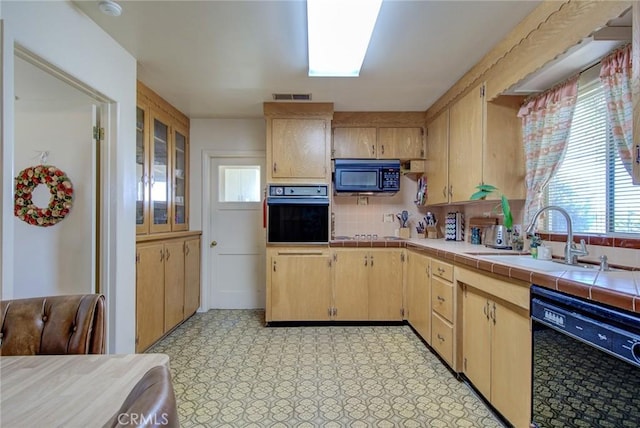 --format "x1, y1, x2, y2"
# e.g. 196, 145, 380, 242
0, 294, 105, 355
104, 365, 180, 428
